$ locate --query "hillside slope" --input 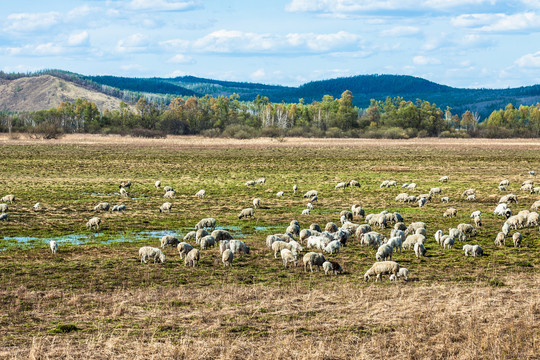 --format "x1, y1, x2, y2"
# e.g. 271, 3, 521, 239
0, 75, 126, 112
